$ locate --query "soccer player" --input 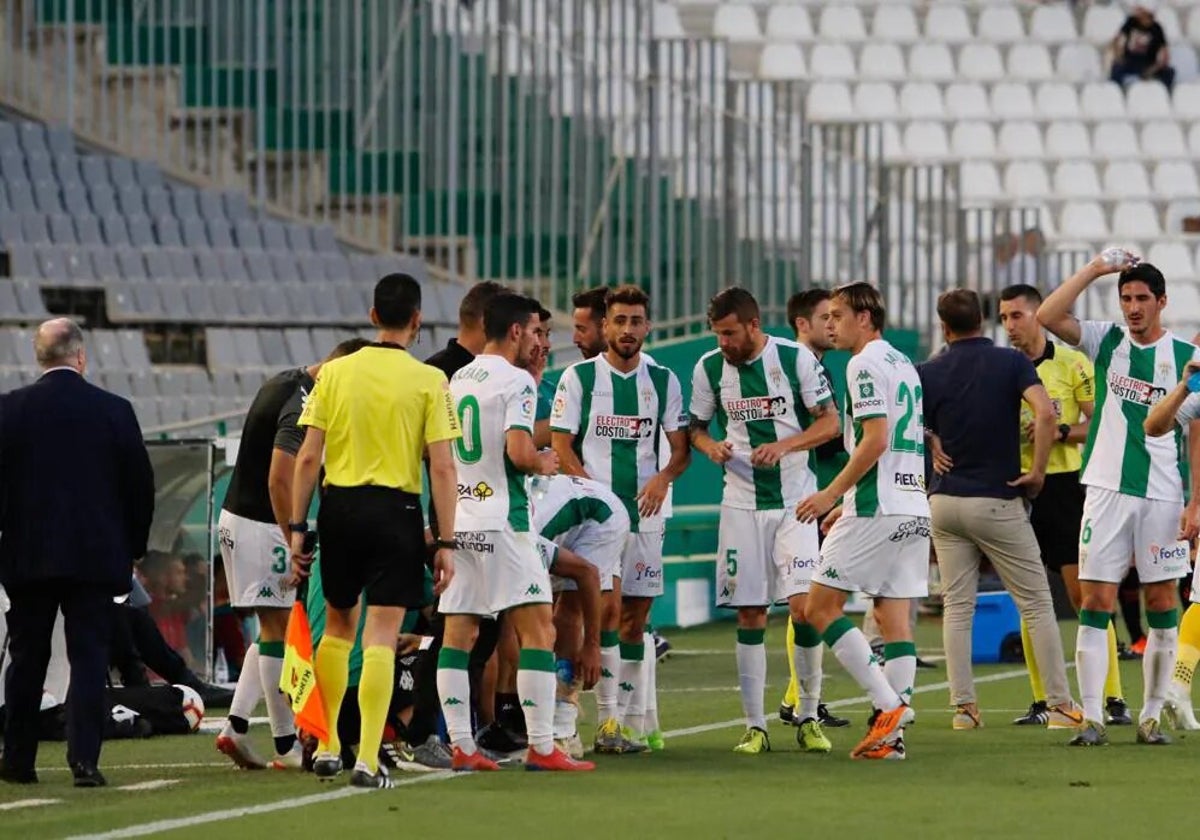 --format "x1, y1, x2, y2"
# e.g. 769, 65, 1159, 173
797, 282, 931, 761
997, 284, 1131, 727
532, 306, 555, 448
438, 292, 594, 772
551, 284, 690, 752
689, 288, 840, 754
290, 274, 459, 789
1142, 360, 1200, 730
215, 337, 367, 770
1038, 253, 1200, 745
572, 287, 609, 360
778, 289, 851, 731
